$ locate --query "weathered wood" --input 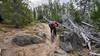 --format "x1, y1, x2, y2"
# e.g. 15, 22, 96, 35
43, 16, 50, 22
60, 15, 95, 54
82, 21, 94, 27
89, 52, 100, 56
